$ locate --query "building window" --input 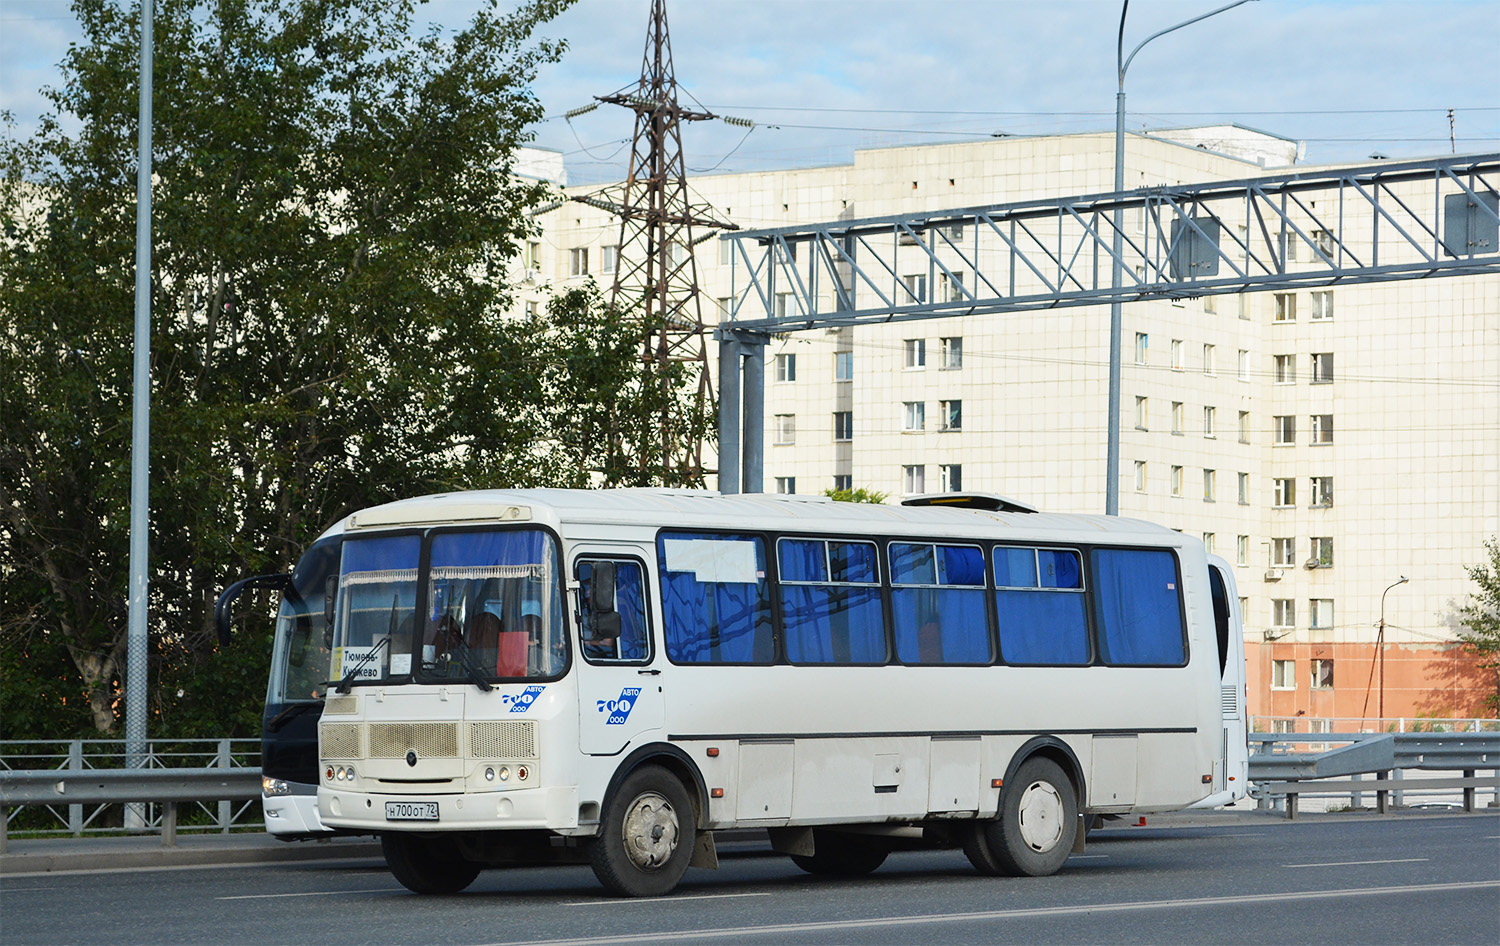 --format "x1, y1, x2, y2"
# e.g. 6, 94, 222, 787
1238, 349, 1250, 382
776, 293, 792, 318
717, 296, 733, 319
525, 300, 539, 318
1237, 535, 1250, 566
1171, 401, 1184, 435
1170, 465, 1183, 497
774, 414, 796, 445
1310, 290, 1334, 321
834, 350, 853, 381
1310, 476, 1334, 507
525, 240, 541, 270
1273, 598, 1295, 629
1311, 352, 1334, 383
1274, 293, 1296, 322
719, 237, 734, 266
939, 336, 963, 369
903, 401, 925, 431
902, 273, 928, 304
1272, 718, 1295, 734
601, 244, 619, 275
1135, 332, 1149, 365
1238, 291, 1249, 320
669, 242, 688, 267
1238, 411, 1251, 444
1203, 469, 1216, 502
1171, 339, 1184, 370
1201, 532, 1215, 554
1312, 229, 1336, 258
1203, 406, 1217, 438
1204, 295, 1217, 315
1134, 461, 1147, 492
904, 338, 926, 368
1311, 536, 1334, 567
1273, 415, 1296, 445
1203, 343, 1216, 375
1311, 658, 1334, 689
1310, 599, 1334, 630
903, 464, 926, 494
942, 272, 966, 305
1273, 354, 1296, 384
1272, 659, 1296, 689
1272, 537, 1296, 567
569, 247, 589, 276
1310, 414, 1333, 444
941, 399, 963, 431
832, 474, 852, 492
775, 476, 796, 495
833, 411, 853, 442
1135, 396, 1149, 430
775, 353, 796, 382
1274, 478, 1296, 508
1238, 472, 1250, 505
940, 464, 962, 492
